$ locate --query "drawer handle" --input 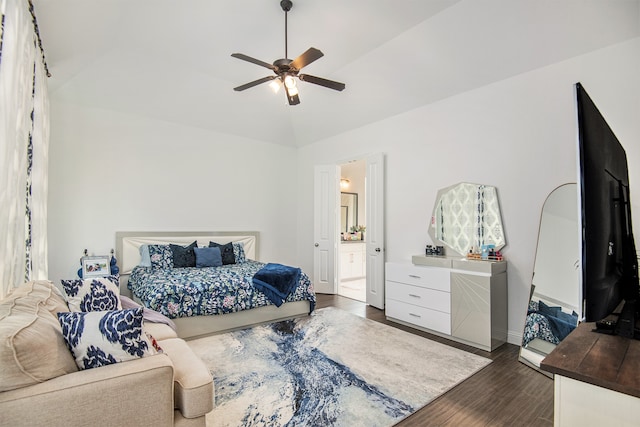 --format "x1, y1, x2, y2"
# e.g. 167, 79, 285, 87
409, 313, 422, 318
408, 274, 421, 279
408, 294, 421, 299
